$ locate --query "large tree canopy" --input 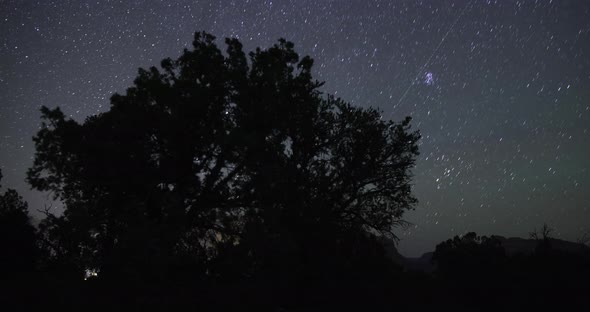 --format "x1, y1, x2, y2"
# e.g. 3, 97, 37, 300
28, 32, 419, 280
